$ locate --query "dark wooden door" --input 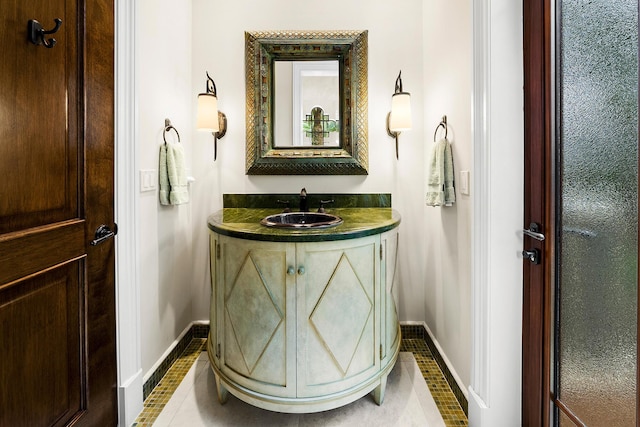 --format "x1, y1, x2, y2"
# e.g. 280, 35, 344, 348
524, 0, 639, 426
0, 1, 117, 426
